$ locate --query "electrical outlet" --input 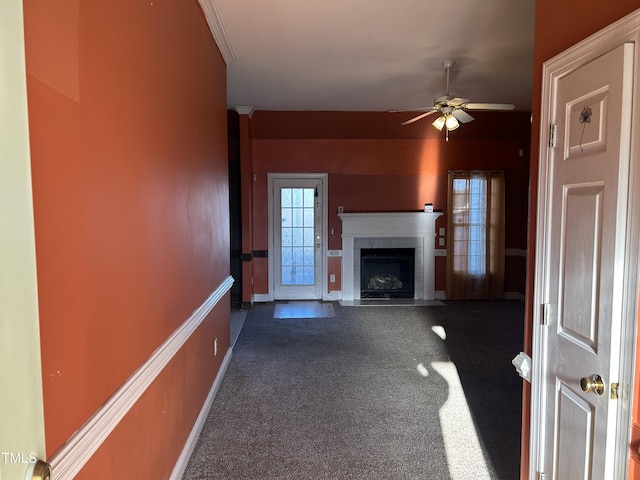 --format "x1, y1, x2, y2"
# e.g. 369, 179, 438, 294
214, 338, 218, 356
330, 274, 336, 283
439, 237, 445, 247
439, 227, 445, 236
